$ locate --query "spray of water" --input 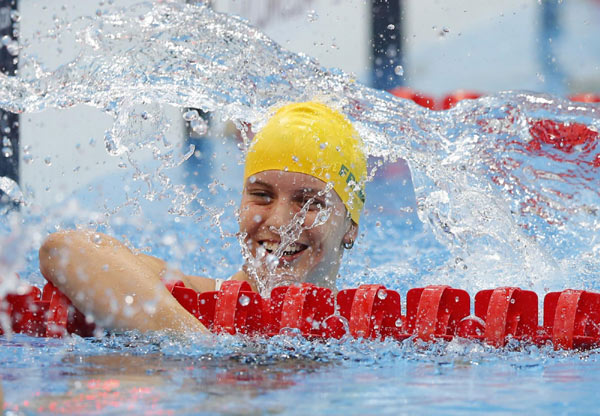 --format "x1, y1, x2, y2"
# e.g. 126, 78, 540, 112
239, 184, 336, 295
0, 1, 599, 298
